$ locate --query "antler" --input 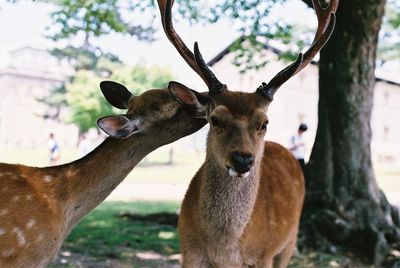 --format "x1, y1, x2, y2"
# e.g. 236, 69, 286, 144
258, 0, 338, 100
157, 0, 224, 94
